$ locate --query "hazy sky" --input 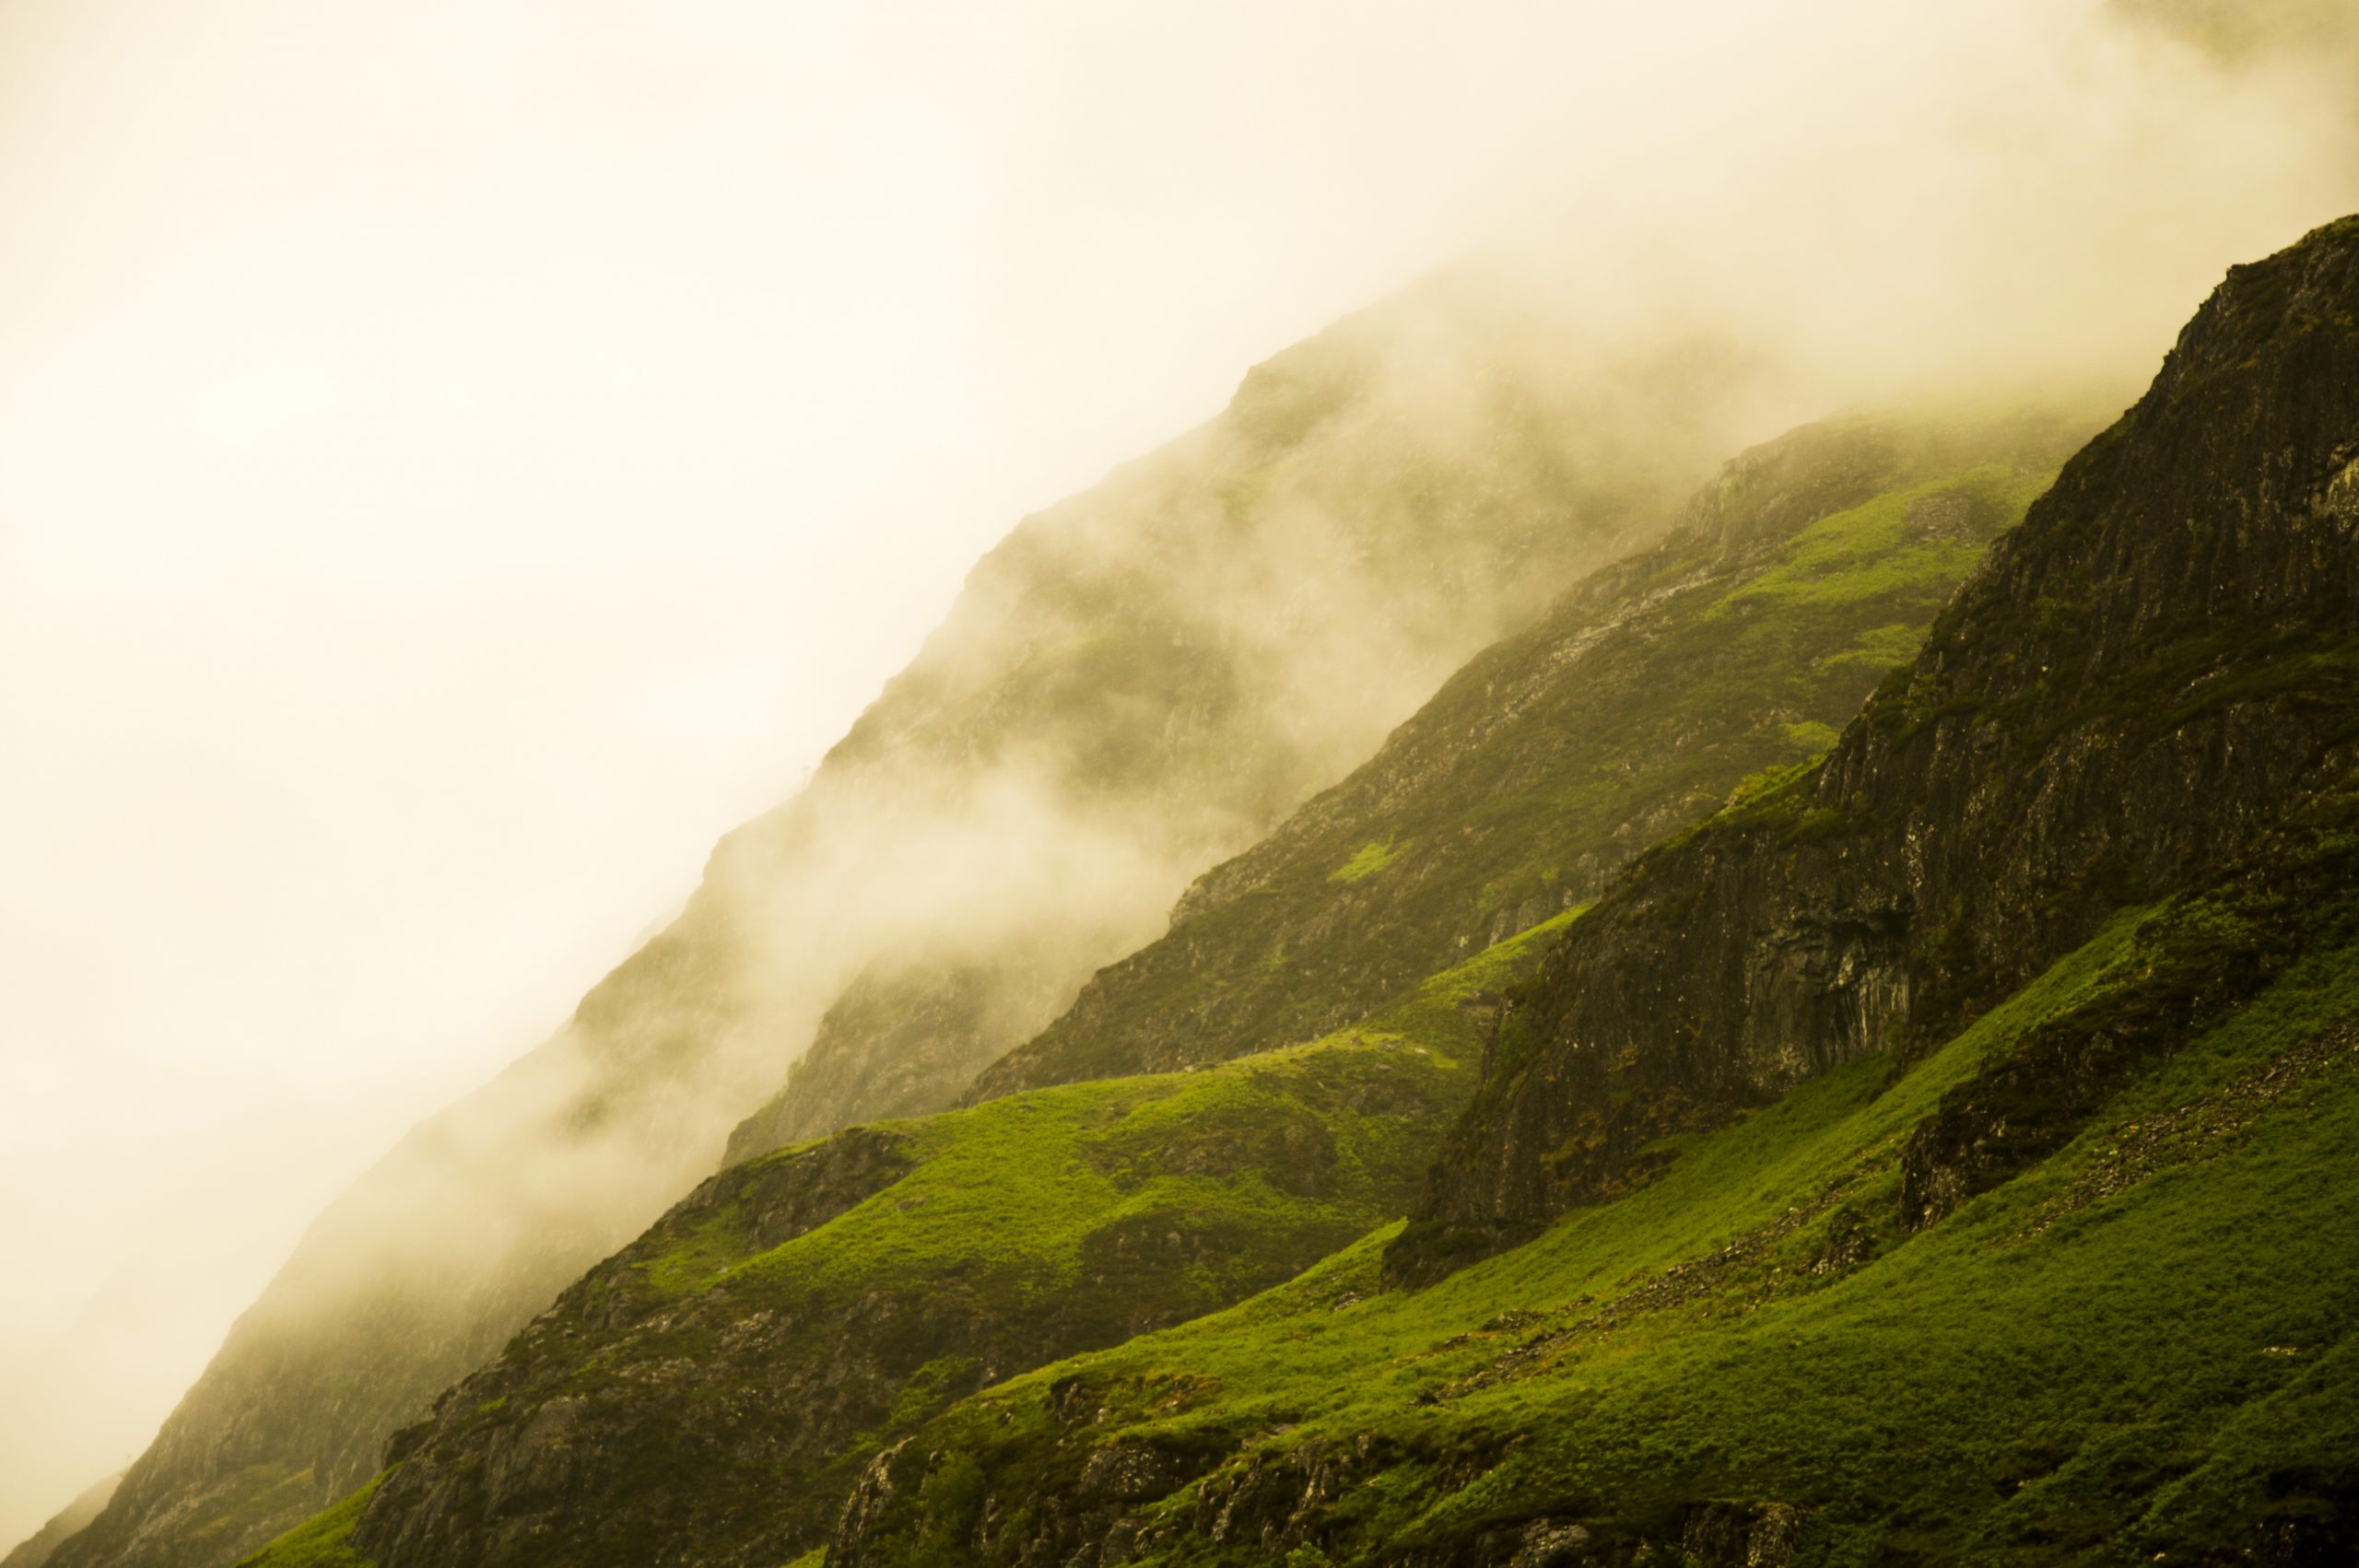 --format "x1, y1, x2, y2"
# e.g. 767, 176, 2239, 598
1, 0, 2352, 1548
